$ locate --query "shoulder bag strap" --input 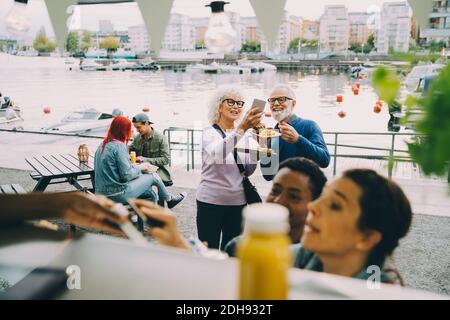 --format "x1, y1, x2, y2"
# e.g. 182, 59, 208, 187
212, 124, 246, 176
